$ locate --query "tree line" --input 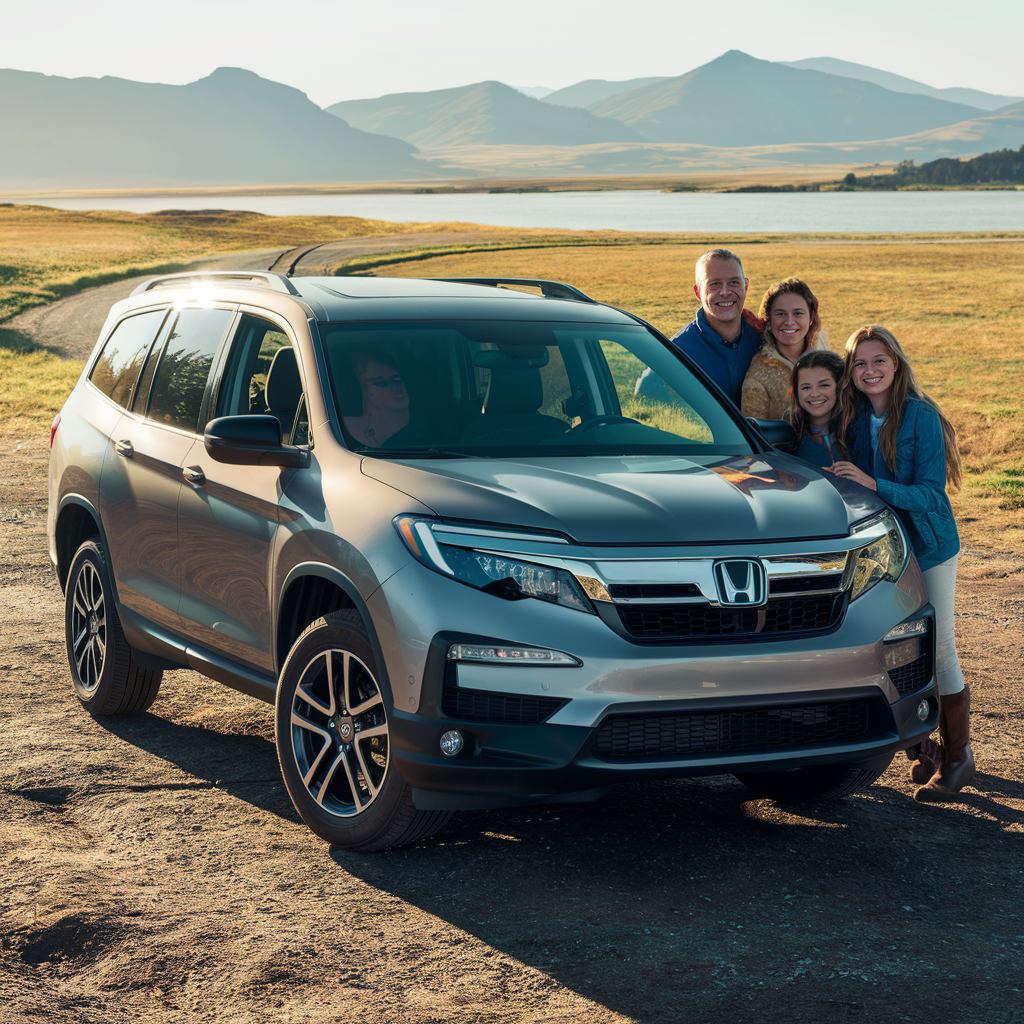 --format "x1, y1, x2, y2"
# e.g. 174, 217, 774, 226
843, 144, 1024, 188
